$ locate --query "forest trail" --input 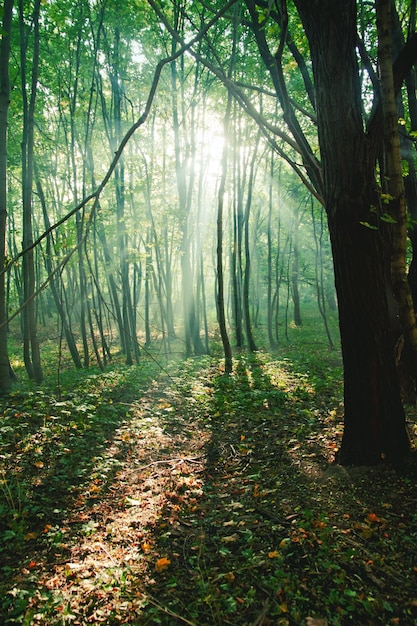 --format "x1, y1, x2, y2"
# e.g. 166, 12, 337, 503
1, 354, 417, 625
